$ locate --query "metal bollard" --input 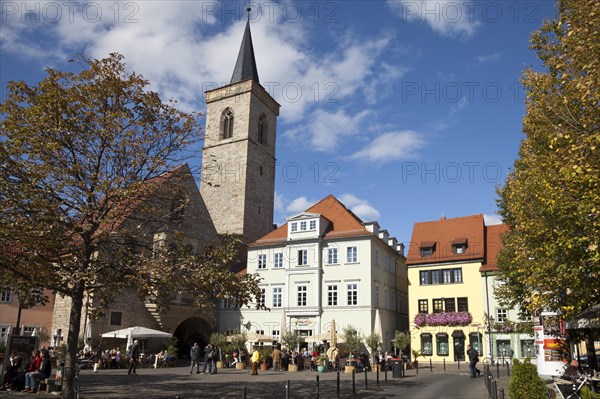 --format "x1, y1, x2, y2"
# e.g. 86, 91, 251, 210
401, 361, 405, 377
496, 363, 500, 379
506, 362, 510, 377
457, 359, 460, 370
364, 366, 368, 389
385, 366, 388, 382
352, 369, 356, 395
499, 388, 505, 399
443, 358, 446, 370
377, 365, 380, 385
491, 379, 497, 399
336, 371, 340, 395
286, 380, 290, 399
316, 375, 320, 399
242, 386, 247, 399
430, 358, 433, 372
